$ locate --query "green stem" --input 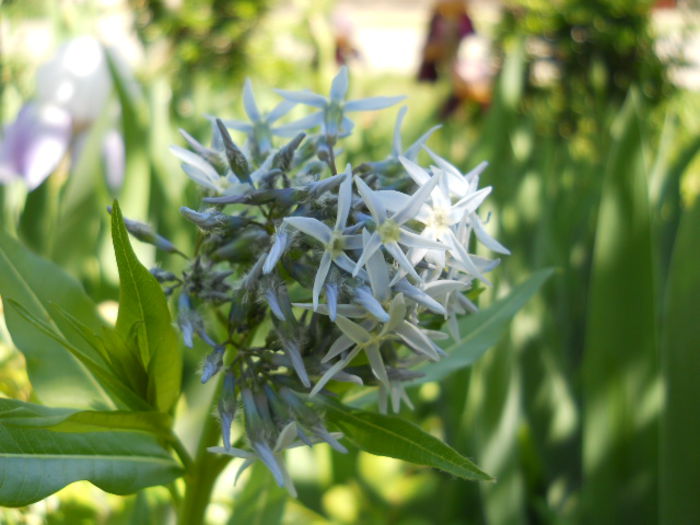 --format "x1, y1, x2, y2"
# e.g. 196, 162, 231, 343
178, 382, 231, 525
